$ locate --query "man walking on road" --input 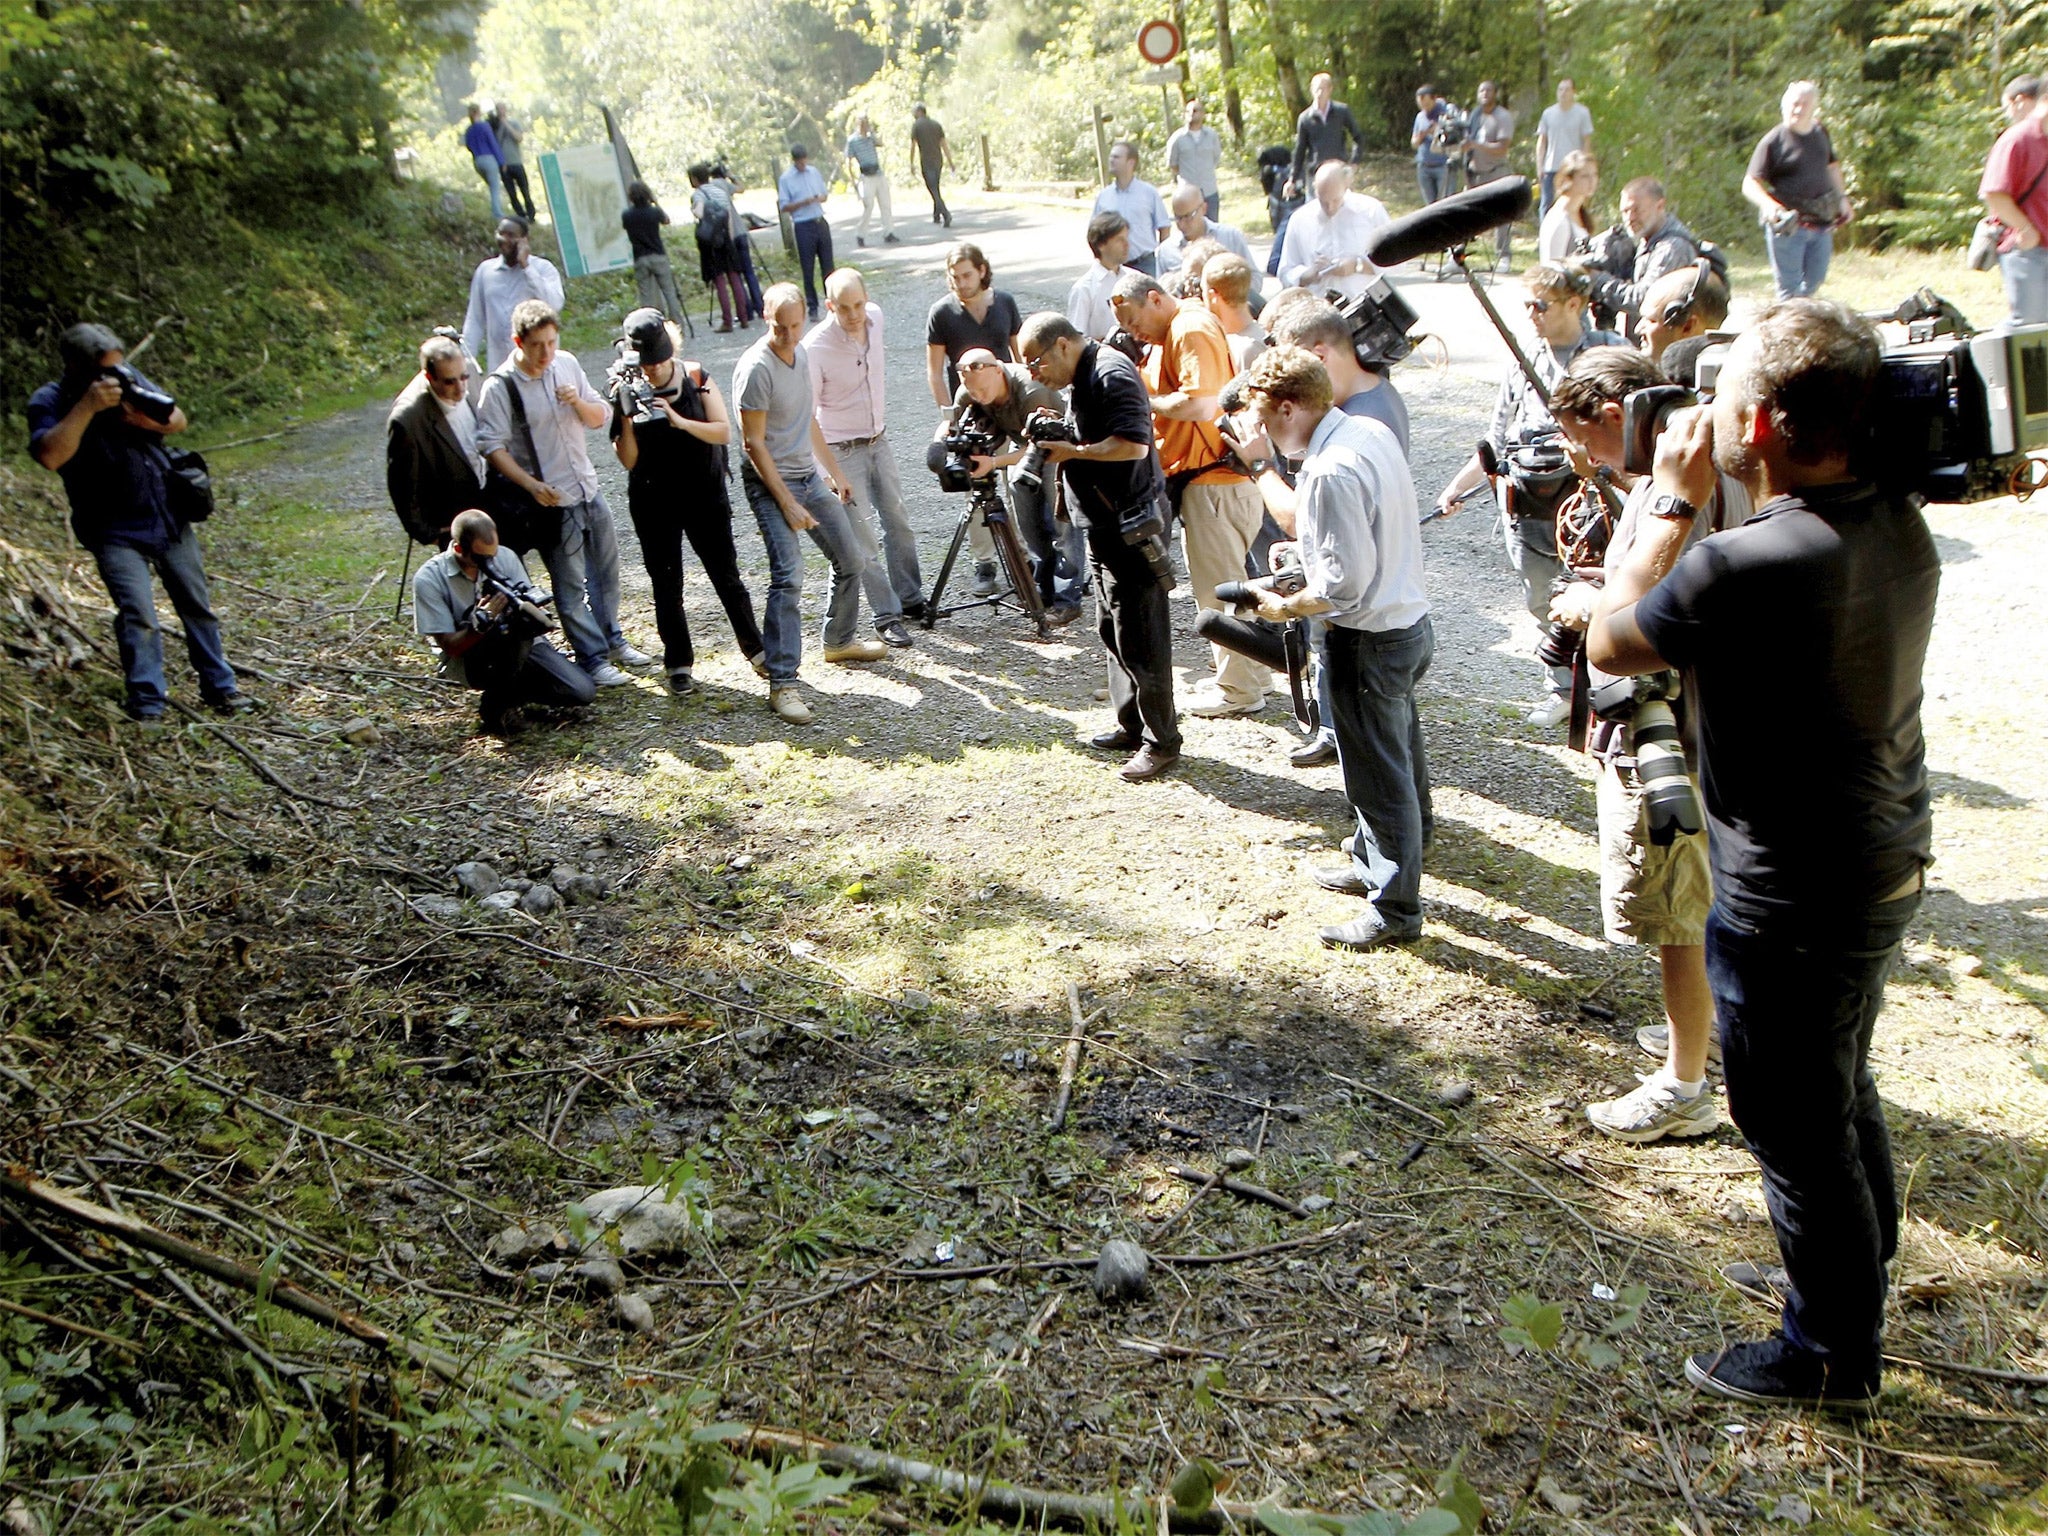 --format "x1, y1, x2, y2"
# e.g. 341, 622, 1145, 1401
1466, 81, 1517, 268
1166, 99, 1225, 220
846, 115, 899, 248
911, 105, 954, 227
461, 218, 564, 375
1289, 73, 1365, 198
778, 145, 835, 321
491, 102, 536, 220
1535, 78, 1594, 219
